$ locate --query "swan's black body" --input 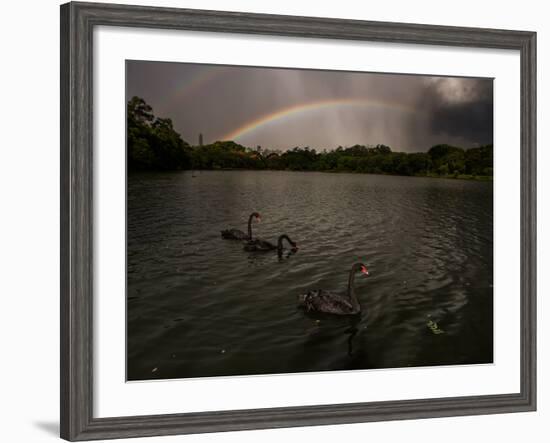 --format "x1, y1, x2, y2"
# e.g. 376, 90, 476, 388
221, 212, 260, 241
244, 234, 298, 253
298, 263, 368, 315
